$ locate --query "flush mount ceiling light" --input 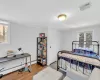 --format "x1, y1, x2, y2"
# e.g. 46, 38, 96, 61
58, 14, 67, 21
